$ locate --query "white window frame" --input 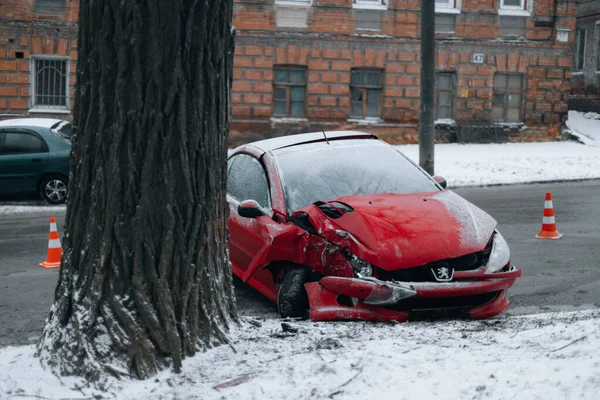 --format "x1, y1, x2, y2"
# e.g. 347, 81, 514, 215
275, 0, 311, 6
29, 55, 71, 113
435, 0, 461, 14
575, 27, 587, 73
353, 0, 387, 11
498, 0, 532, 16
